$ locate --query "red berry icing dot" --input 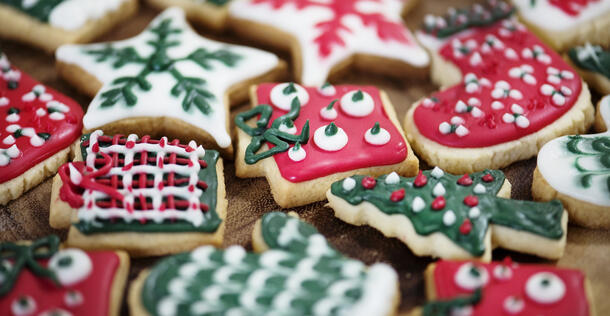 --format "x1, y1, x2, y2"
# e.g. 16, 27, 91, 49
125, 141, 135, 149
482, 173, 494, 182
463, 195, 479, 207
460, 218, 472, 235
390, 188, 405, 202
362, 176, 376, 189
457, 174, 473, 186
414, 170, 427, 187
431, 196, 446, 210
